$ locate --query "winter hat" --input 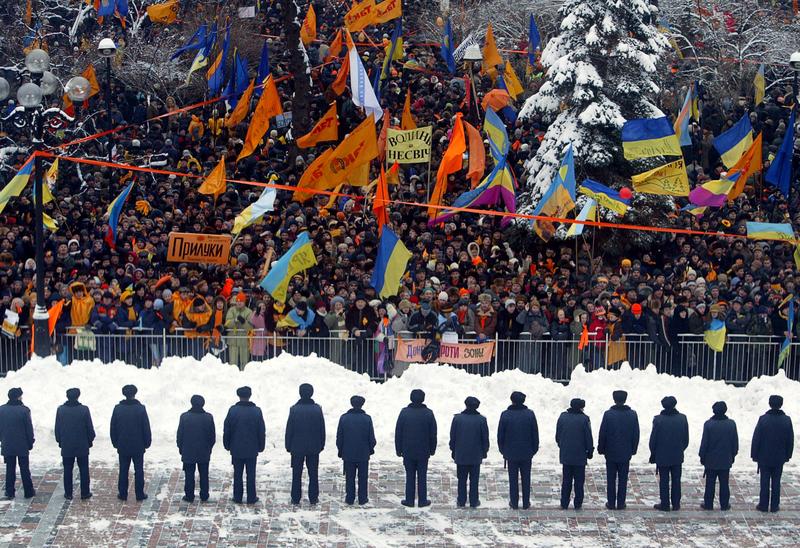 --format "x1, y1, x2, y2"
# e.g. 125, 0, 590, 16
769, 395, 784, 409
661, 396, 677, 409
438, 291, 448, 302
153, 298, 164, 311
410, 389, 425, 403
190, 395, 205, 408
66, 388, 80, 401
510, 391, 526, 404
420, 301, 431, 311
331, 296, 346, 308
612, 390, 628, 404
299, 383, 314, 399
350, 395, 365, 409
464, 396, 480, 410
236, 292, 247, 303
505, 299, 516, 308
122, 384, 138, 398
296, 301, 308, 311
712, 401, 727, 415
569, 398, 585, 410
236, 386, 252, 399
7, 387, 22, 400
631, 303, 642, 314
